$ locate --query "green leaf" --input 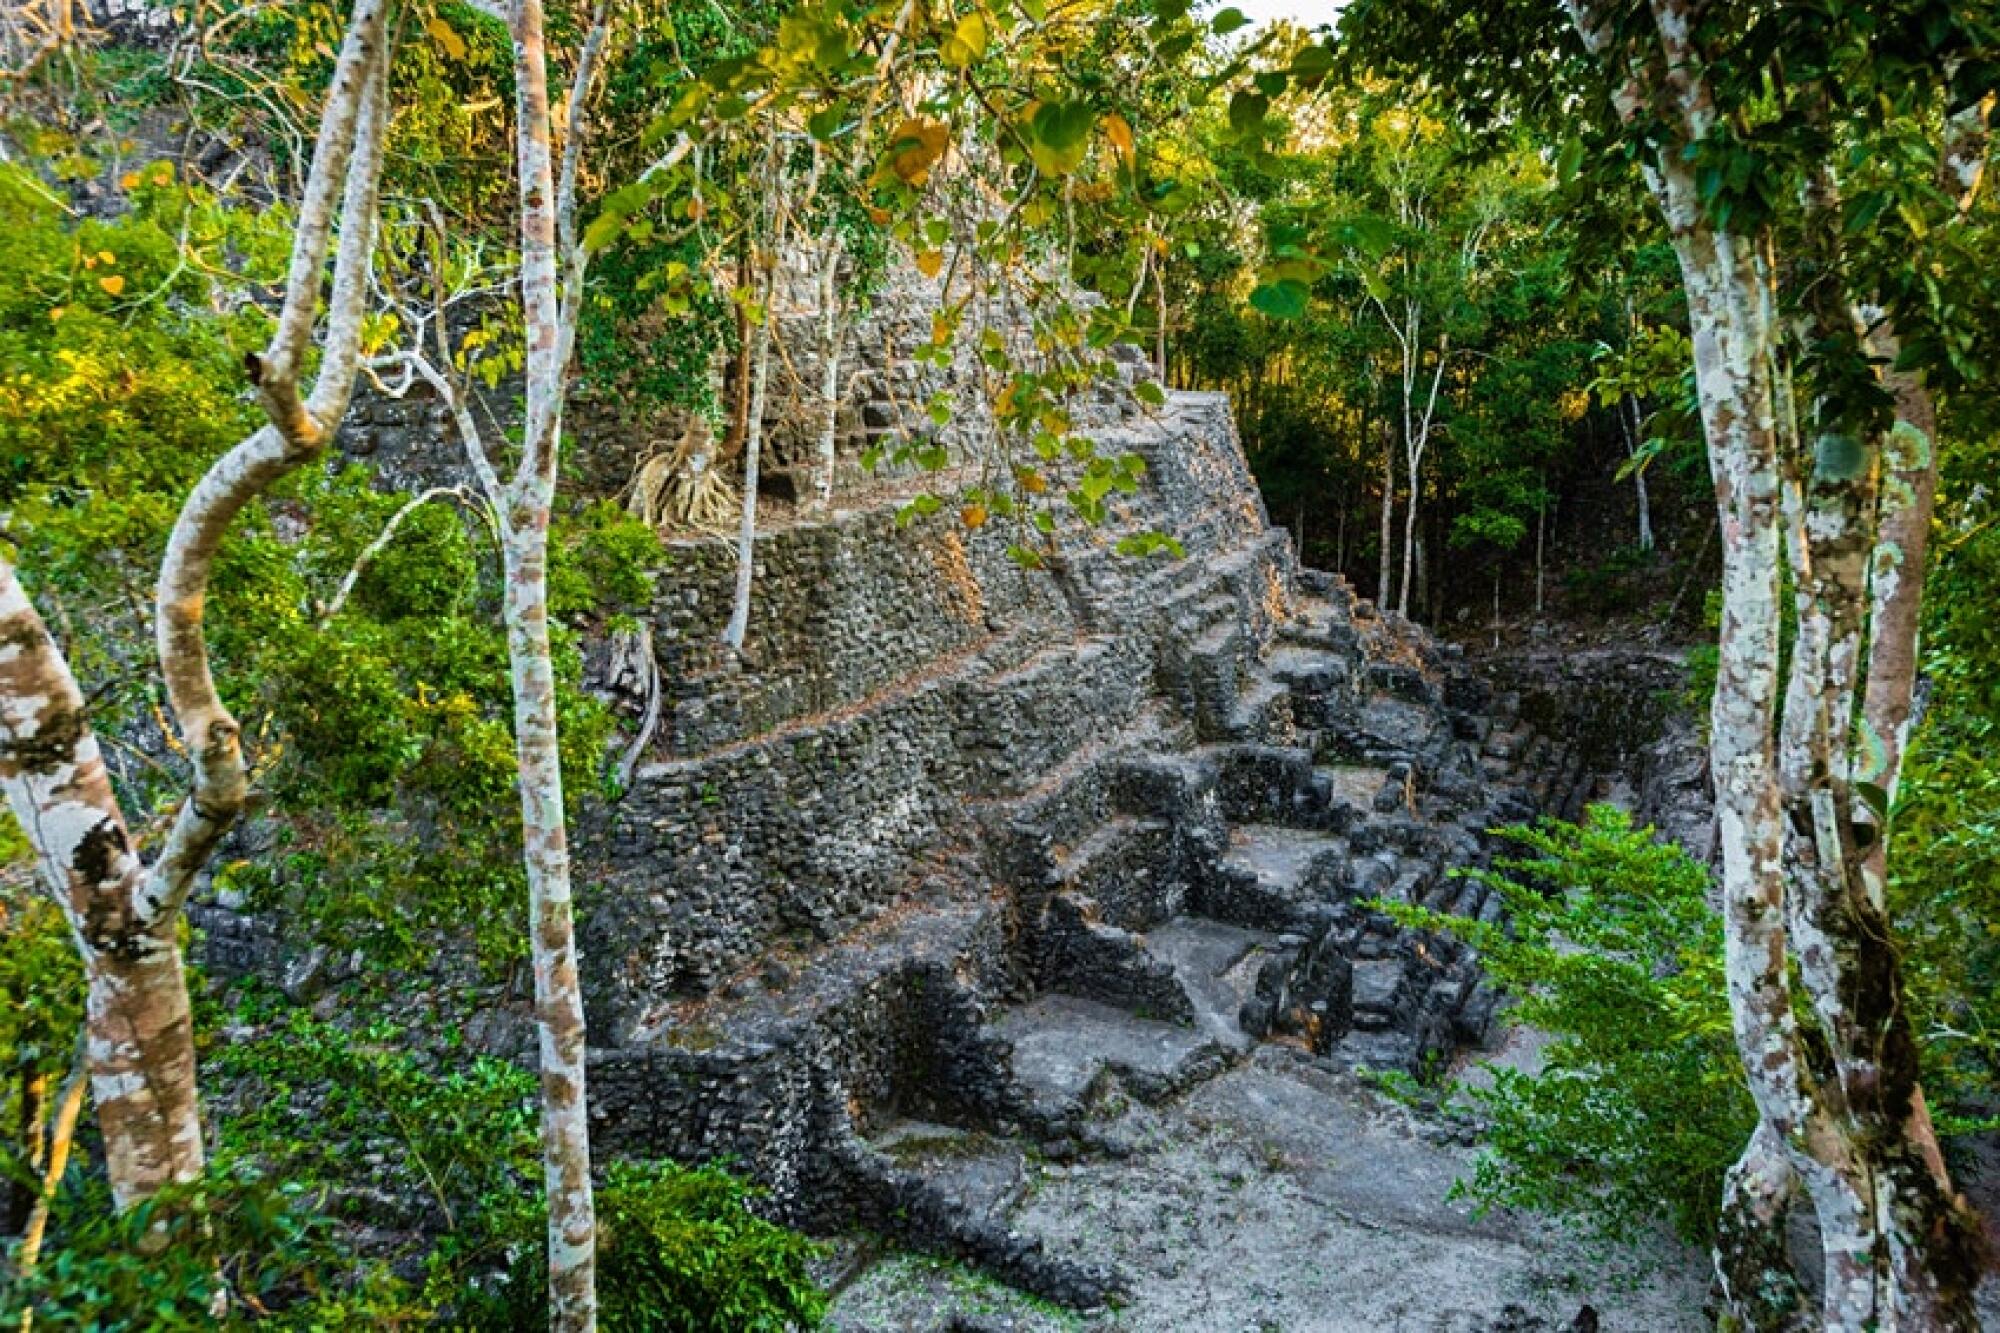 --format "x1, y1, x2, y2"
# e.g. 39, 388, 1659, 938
941, 12, 989, 68
808, 106, 845, 141
1210, 6, 1250, 33
1249, 279, 1309, 320
1228, 90, 1269, 137
1557, 136, 1584, 186
1134, 379, 1167, 407
1027, 101, 1096, 176
1288, 45, 1334, 83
